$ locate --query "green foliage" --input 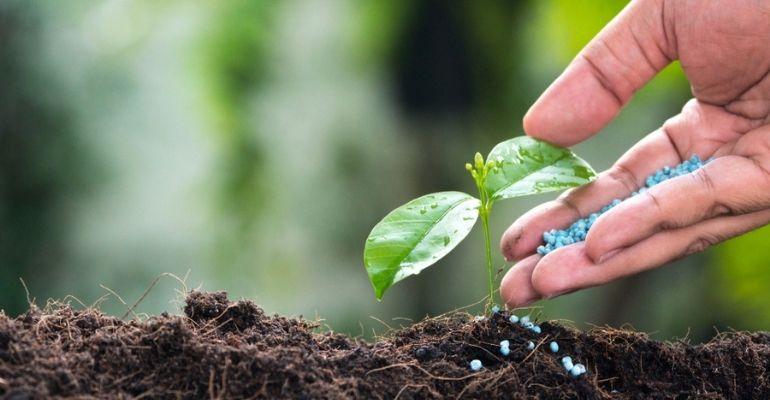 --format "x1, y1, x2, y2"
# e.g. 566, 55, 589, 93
540, 1, 626, 60
0, 3, 95, 315
714, 225, 770, 327
536, 0, 687, 95
195, 1, 274, 269
363, 192, 480, 300
363, 137, 596, 302
485, 137, 596, 201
